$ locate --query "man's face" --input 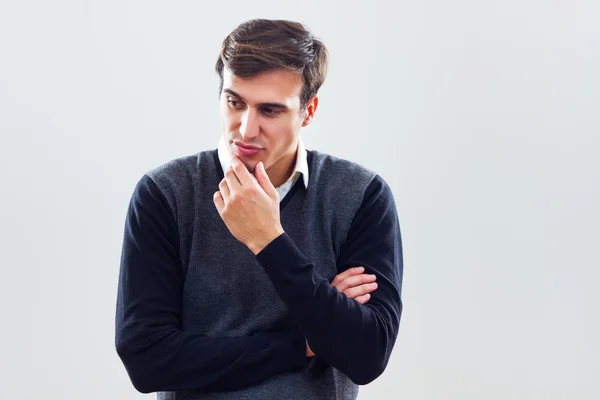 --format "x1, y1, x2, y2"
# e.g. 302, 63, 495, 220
219, 67, 316, 184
